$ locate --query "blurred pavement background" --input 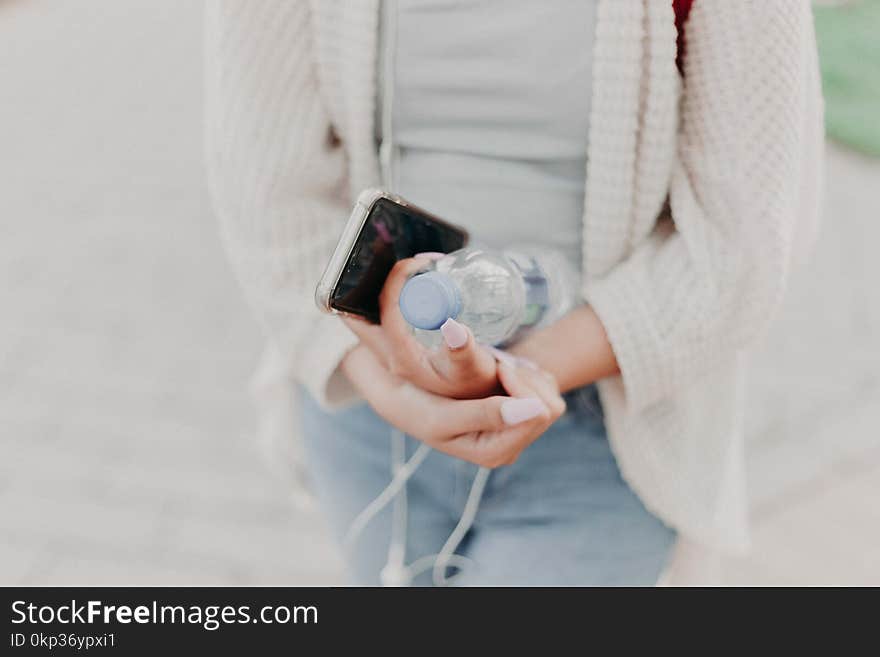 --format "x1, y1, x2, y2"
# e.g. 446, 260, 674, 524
1, 1, 878, 585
